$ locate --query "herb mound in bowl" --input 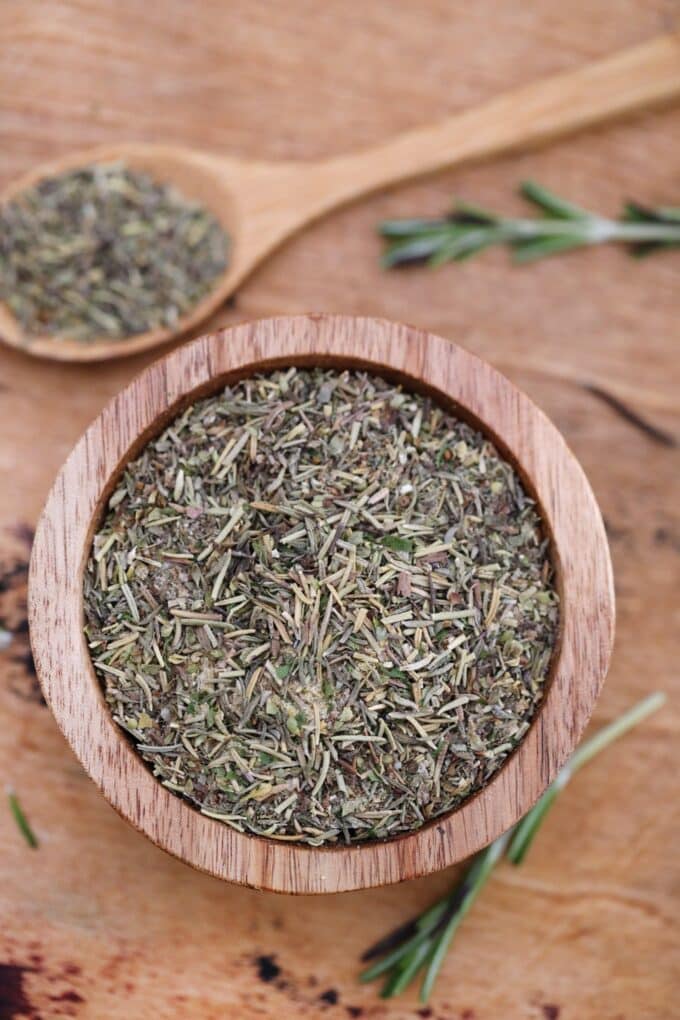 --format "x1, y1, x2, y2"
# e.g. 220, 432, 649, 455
84, 368, 558, 845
